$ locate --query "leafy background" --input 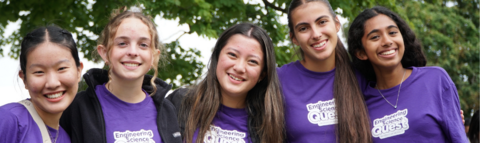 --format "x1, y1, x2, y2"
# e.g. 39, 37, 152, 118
1, 0, 478, 117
